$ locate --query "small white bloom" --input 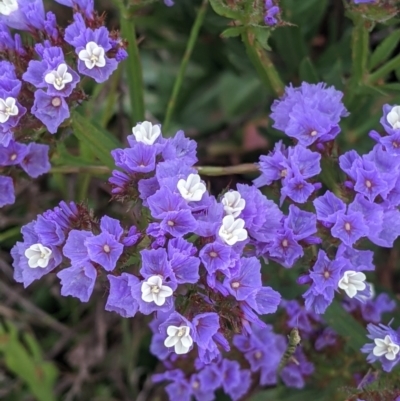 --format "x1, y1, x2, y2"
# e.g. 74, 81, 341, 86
221, 191, 246, 218
24, 243, 52, 268
177, 174, 206, 202
373, 335, 400, 361
78, 41, 106, 69
44, 64, 73, 91
218, 215, 247, 246
0, 0, 18, 16
131, 121, 161, 145
0, 97, 18, 123
387, 106, 400, 130
164, 325, 193, 355
338, 270, 366, 298
141, 275, 173, 306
